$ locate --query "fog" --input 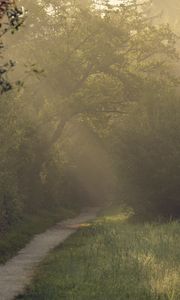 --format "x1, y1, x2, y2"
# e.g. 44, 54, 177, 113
1, 0, 180, 232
